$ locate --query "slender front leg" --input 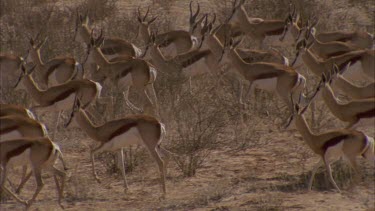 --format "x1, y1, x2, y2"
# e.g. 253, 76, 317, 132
90, 149, 101, 183
119, 149, 129, 190
308, 159, 323, 191
53, 110, 62, 140
52, 166, 66, 208
26, 168, 44, 209
144, 83, 160, 117
323, 159, 341, 192
16, 168, 32, 194
123, 85, 143, 113
1, 166, 27, 204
